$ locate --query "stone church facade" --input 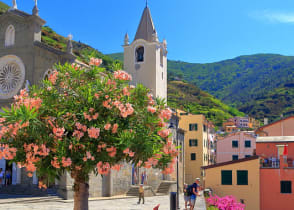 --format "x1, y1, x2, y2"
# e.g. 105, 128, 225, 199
0, 2, 175, 199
